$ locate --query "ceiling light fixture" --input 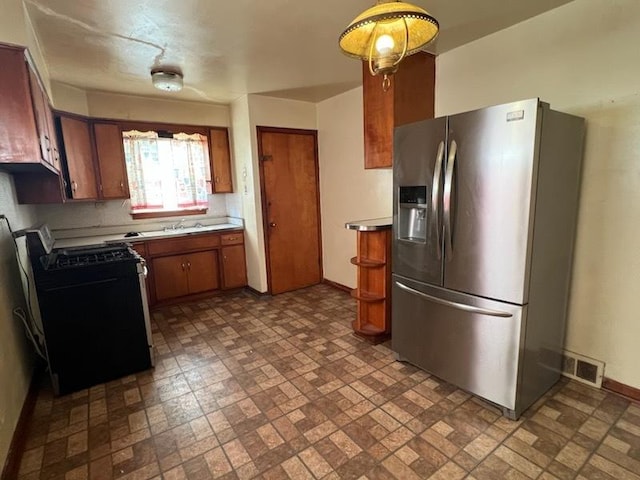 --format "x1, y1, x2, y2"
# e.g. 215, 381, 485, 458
339, 0, 439, 90
151, 68, 184, 92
